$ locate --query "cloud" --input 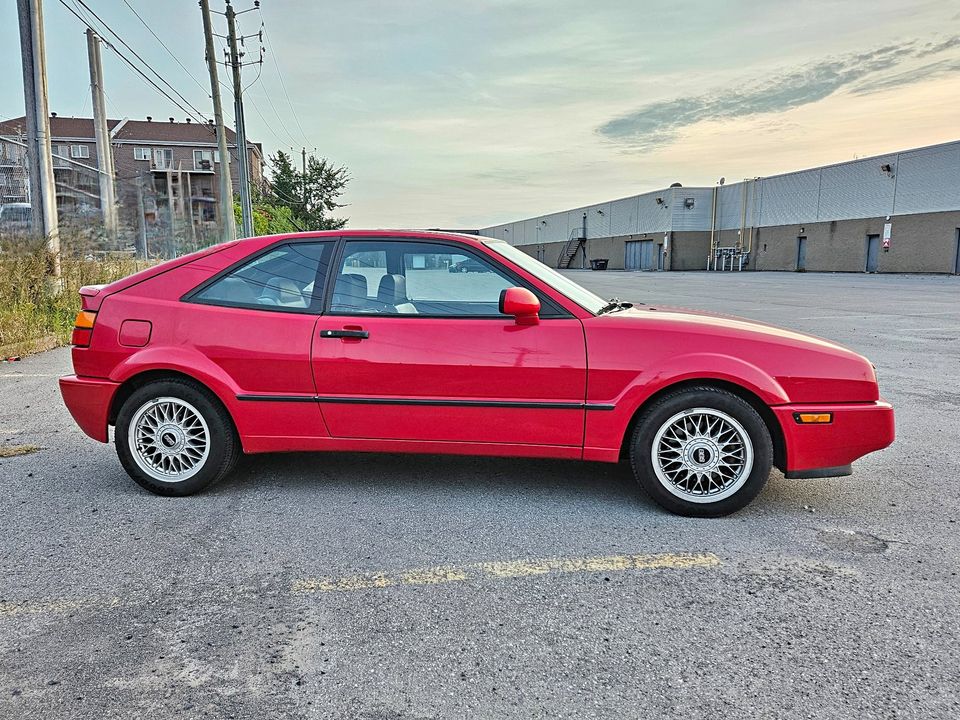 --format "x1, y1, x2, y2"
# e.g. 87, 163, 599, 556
598, 36, 960, 150
851, 57, 960, 95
